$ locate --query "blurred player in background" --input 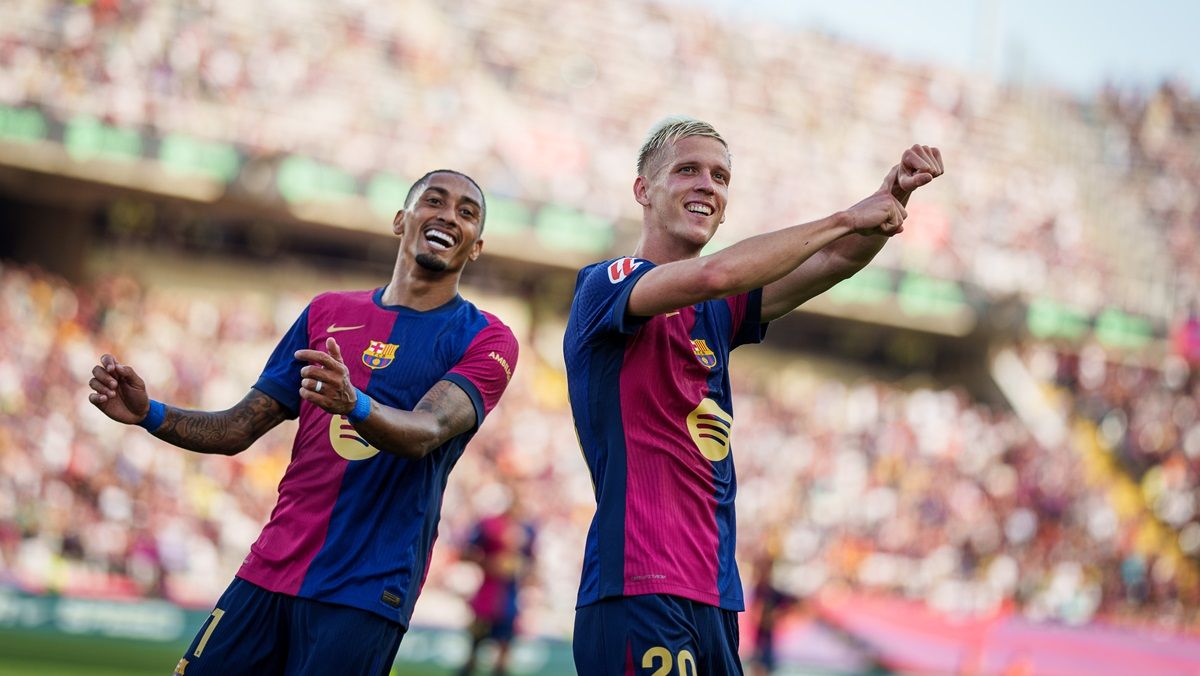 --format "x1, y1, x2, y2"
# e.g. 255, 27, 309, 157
457, 488, 537, 676
748, 532, 798, 676
564, 116, 942, 673
87, 170, 519, 676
